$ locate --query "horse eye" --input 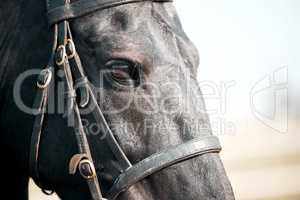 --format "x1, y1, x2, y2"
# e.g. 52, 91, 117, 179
105, 60, 141, 88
